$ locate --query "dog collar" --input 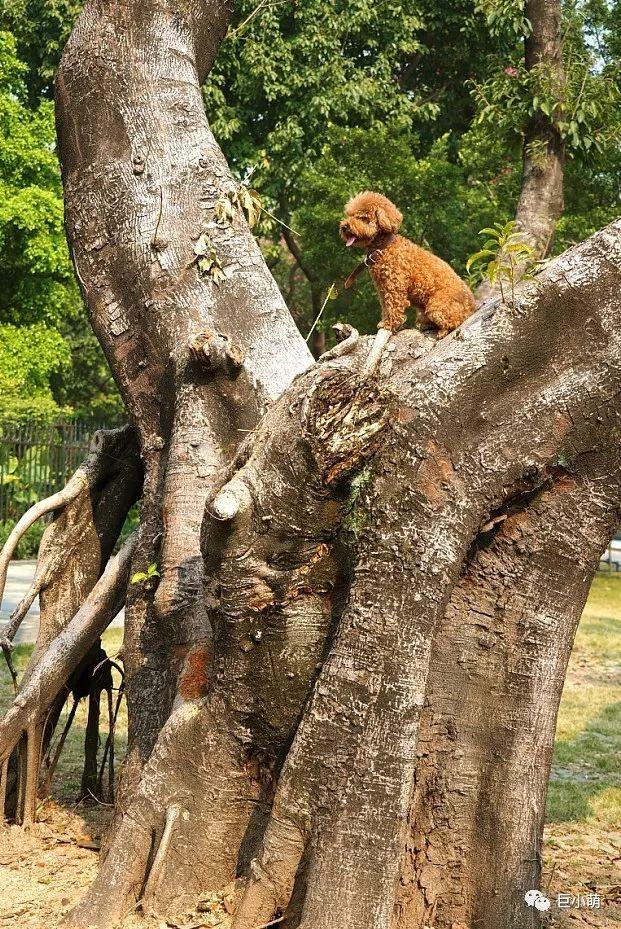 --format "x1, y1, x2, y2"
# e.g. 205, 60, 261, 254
344, 233, 397, 290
